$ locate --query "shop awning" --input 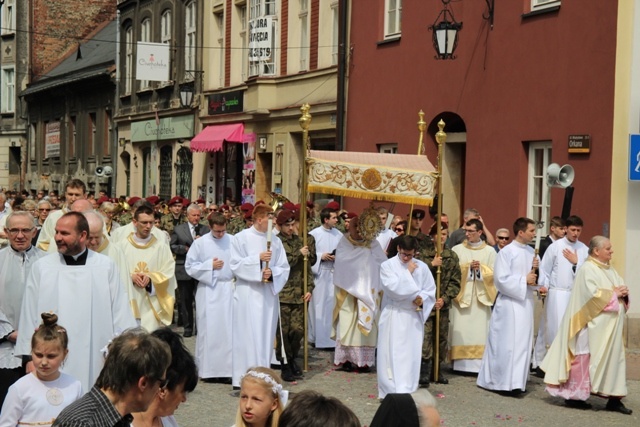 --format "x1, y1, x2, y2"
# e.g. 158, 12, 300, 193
190, 123, 256, 152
